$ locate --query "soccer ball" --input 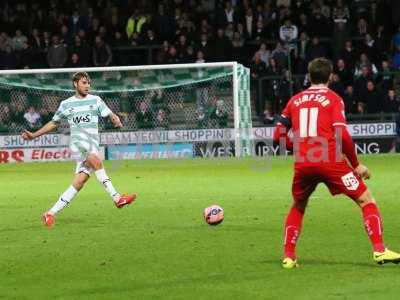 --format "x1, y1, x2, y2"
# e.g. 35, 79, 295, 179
203, 205, 224, 225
